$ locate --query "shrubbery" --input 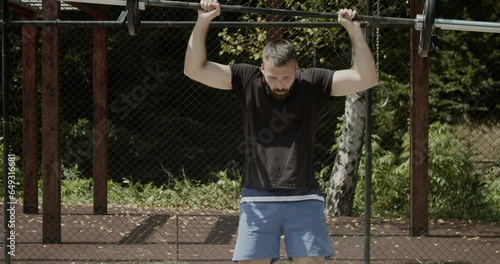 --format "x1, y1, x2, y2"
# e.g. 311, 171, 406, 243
352, 123, 500, 221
